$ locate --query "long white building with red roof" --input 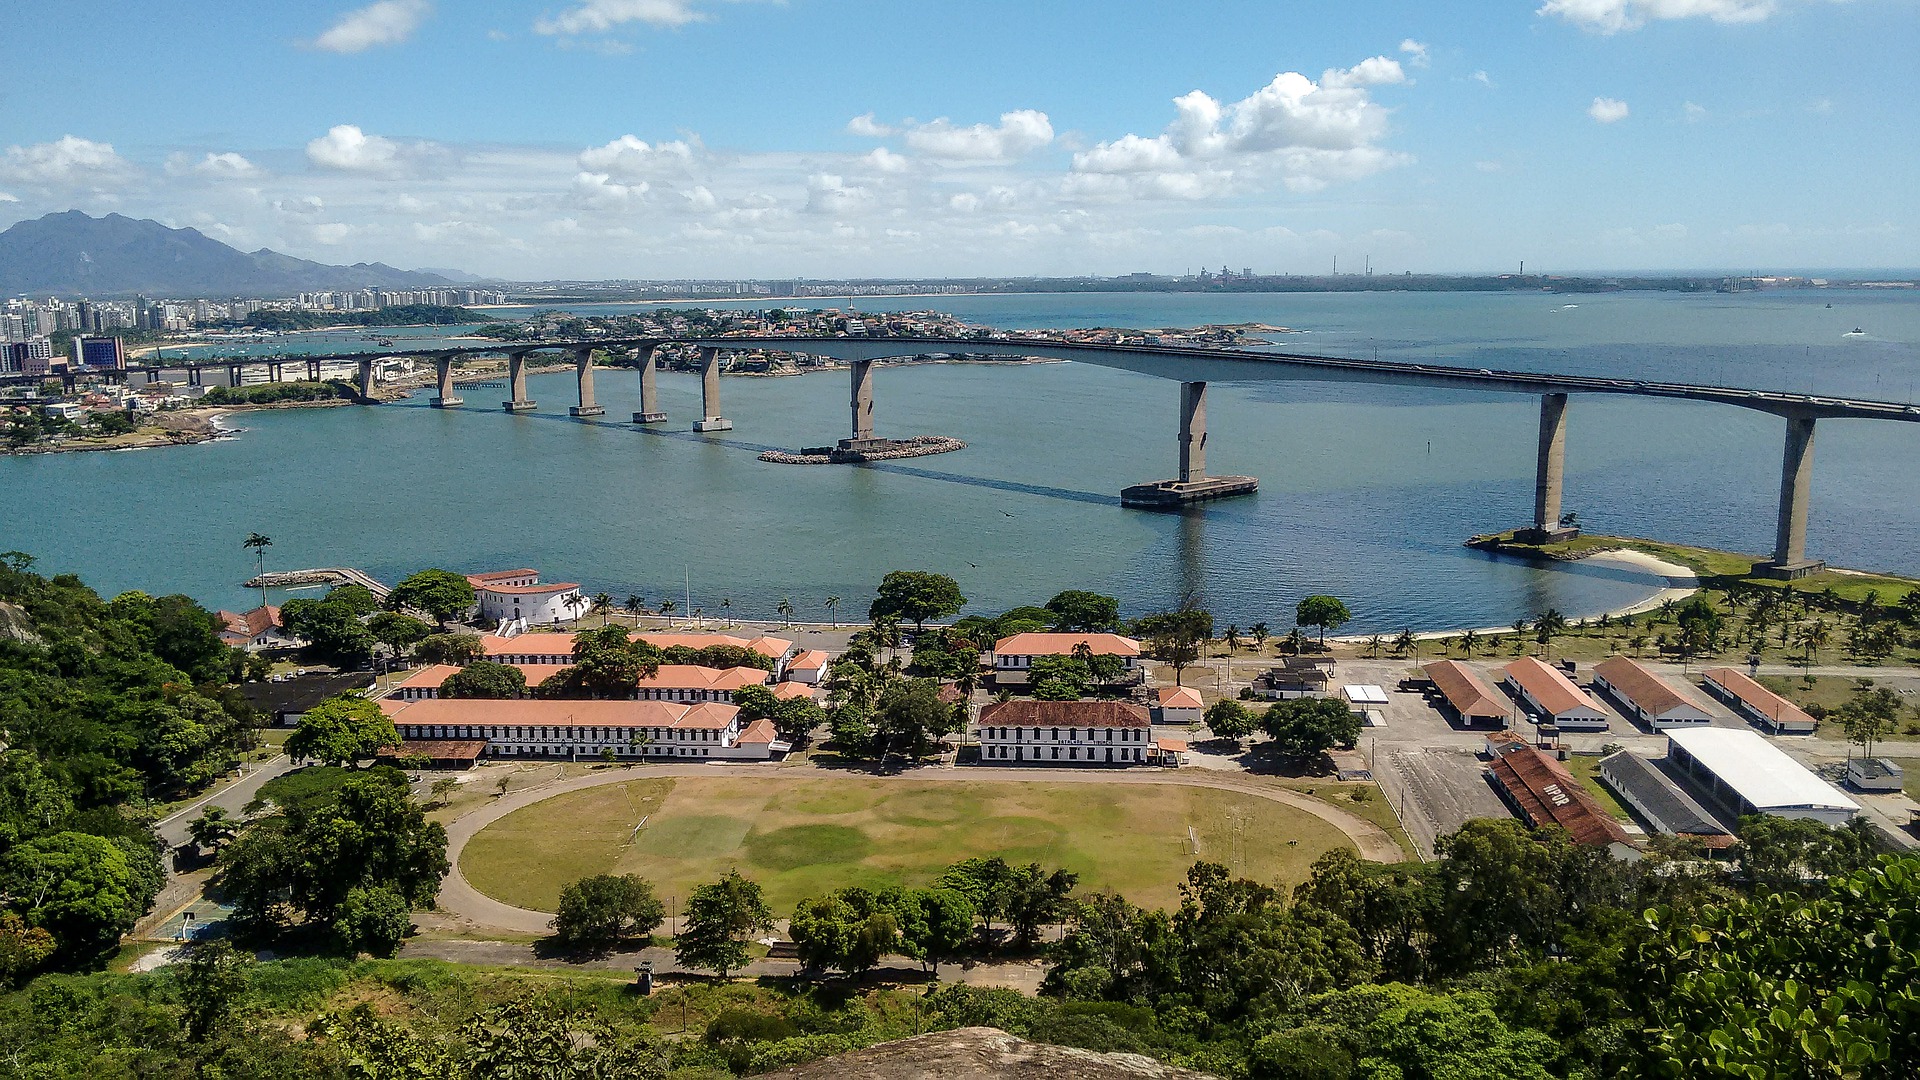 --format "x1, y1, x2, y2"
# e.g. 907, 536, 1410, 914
466, 569, 584, 626
379, 697, 787, 761
990, 632, 1141, 686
